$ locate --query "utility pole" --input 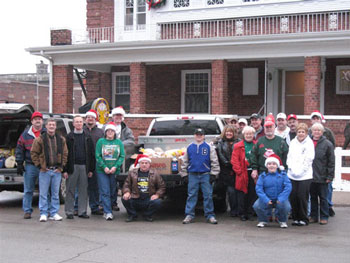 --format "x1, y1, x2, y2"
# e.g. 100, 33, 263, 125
35, 61, 48, 111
